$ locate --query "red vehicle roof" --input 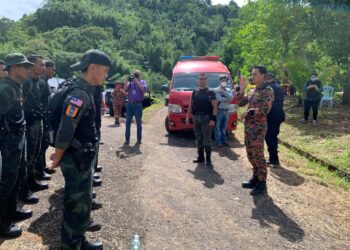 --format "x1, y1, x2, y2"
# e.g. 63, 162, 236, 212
173, 60, 230, 74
